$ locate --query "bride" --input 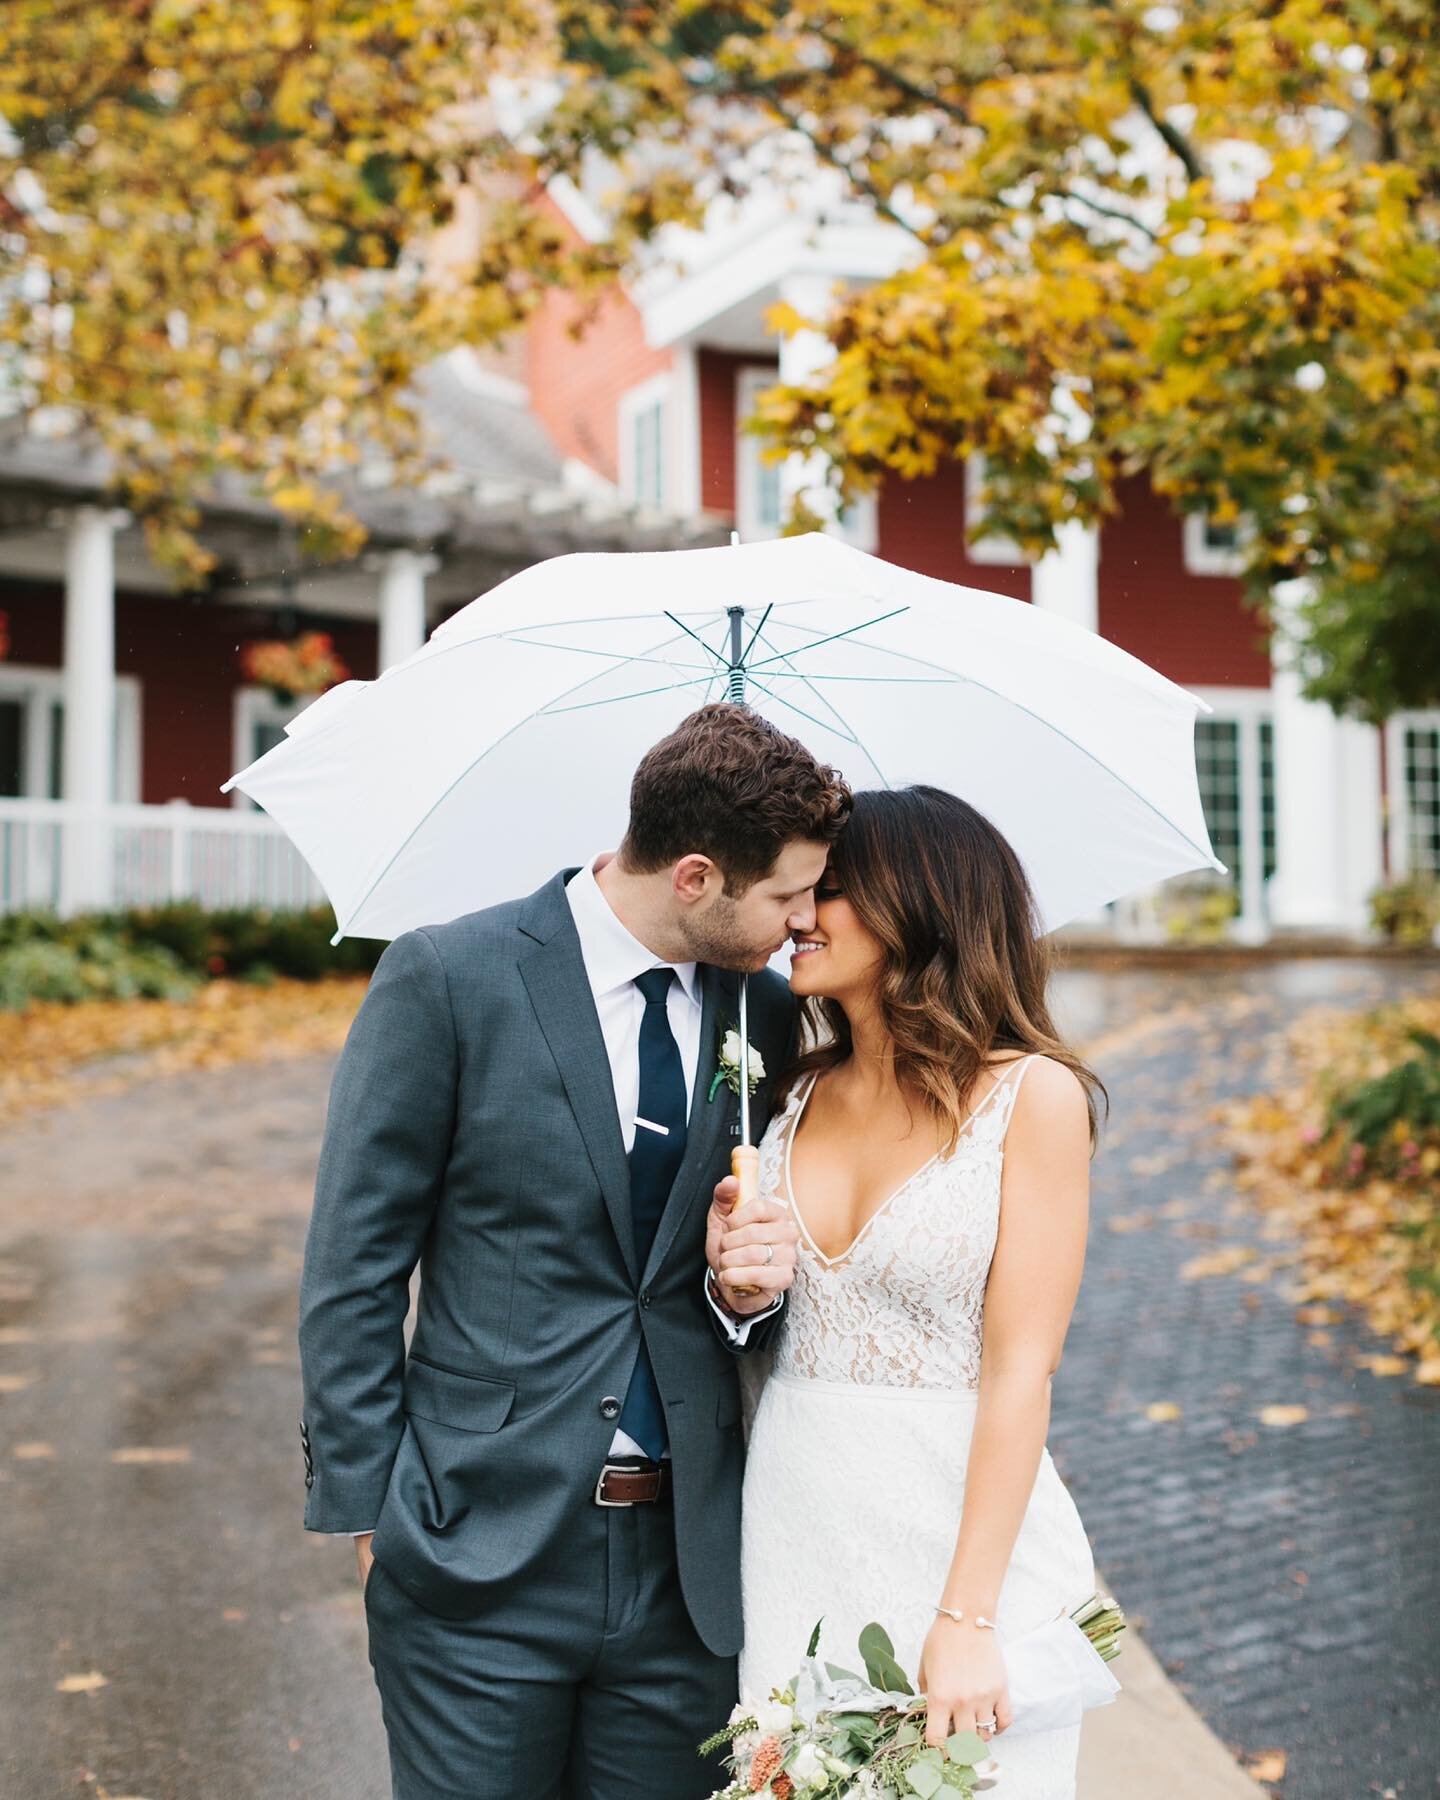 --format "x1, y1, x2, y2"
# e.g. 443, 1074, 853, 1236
721, 786, 1105, 1797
